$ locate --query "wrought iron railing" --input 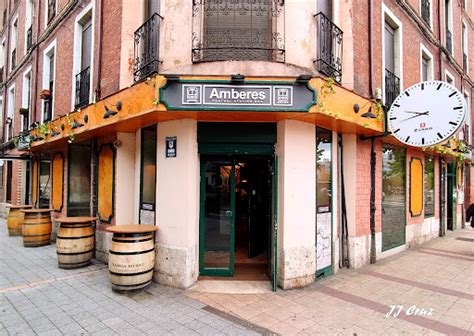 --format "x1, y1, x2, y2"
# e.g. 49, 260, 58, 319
446, 29, 453, 54
421, 0, 430, 25
385, 69, 400, 108
75, 67, 90, 109
134, 13, 161, 82
315, 12, 343, 82
11, 48, 16, 69
26, 25, 33, 51
48, 0, 56, 23
192, 0, 285, 63
463, 53, 468, 72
